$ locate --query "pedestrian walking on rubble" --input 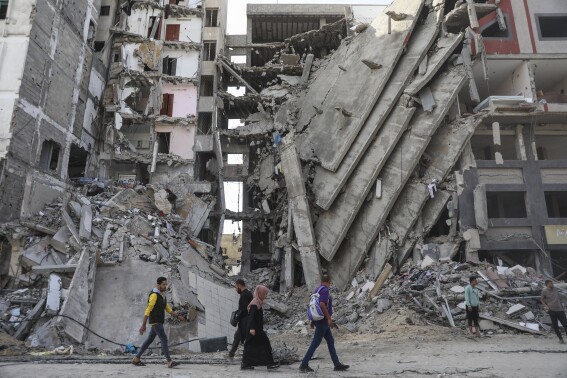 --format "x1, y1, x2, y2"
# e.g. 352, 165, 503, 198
132, 277, 185, 368
541, 280, 567, 344
228, 278, 253, 358
299, 274, 350, 373
241, 285, 280, 371
465, 276, 481, 337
